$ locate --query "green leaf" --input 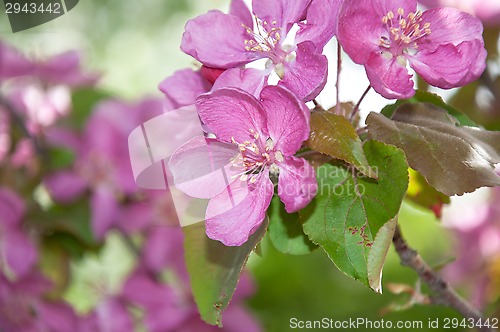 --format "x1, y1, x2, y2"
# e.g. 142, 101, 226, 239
268, 196, 317, 255
70, 88, 111, 128
368, 103, 500, 196
406, 168, 450, 218
381, 90, 477, 127
183, 219, 268, 326
33, 201, 96, 248
47, 147, 75, 171
301, 140, 408, 291
306, 110, 376, 178
367, 217, 397, 292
